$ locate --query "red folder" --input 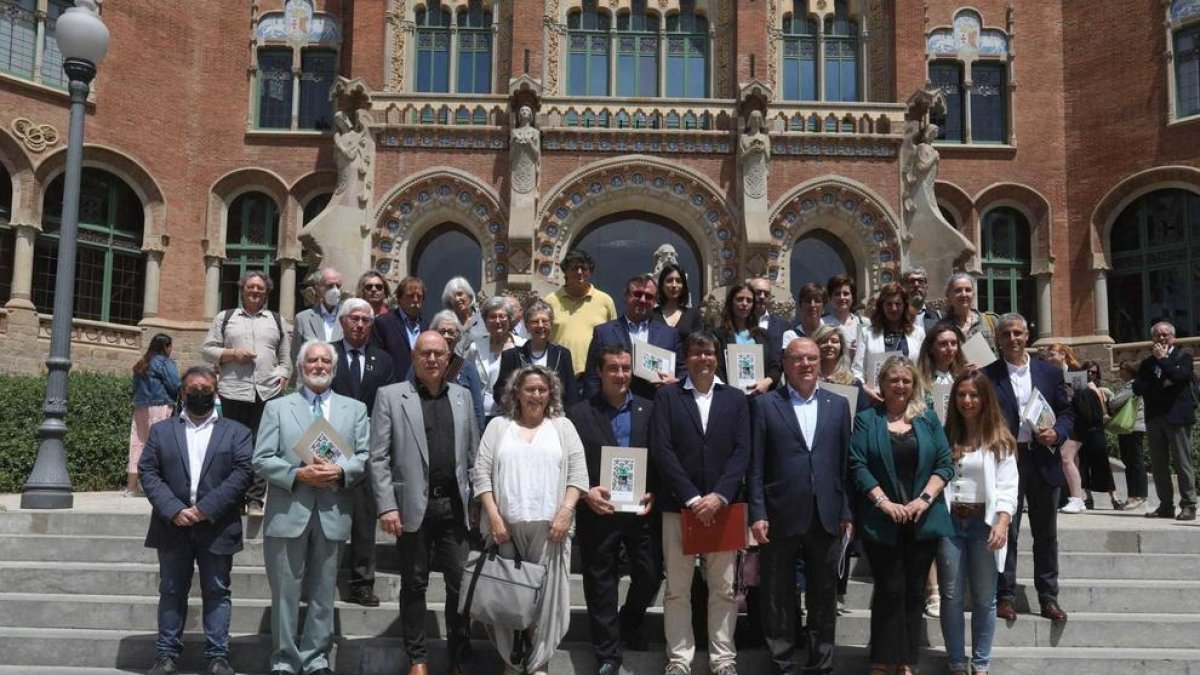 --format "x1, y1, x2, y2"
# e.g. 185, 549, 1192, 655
681, 502, 748, 554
